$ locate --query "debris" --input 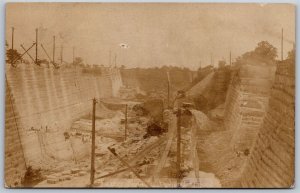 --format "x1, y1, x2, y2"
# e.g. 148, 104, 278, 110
71, 169, 80, 174
78, 171, 87, 176
47, 178, 58, 184
144, 123, 167, 138
22, 166, 45, 187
